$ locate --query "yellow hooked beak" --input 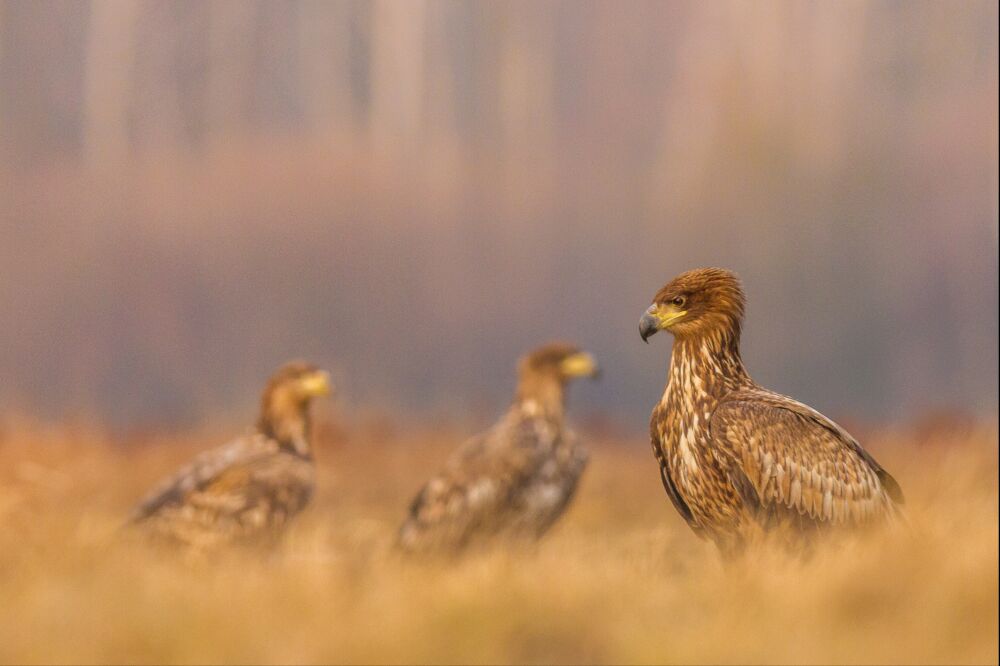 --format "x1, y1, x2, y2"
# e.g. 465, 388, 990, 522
299, 370, 332, 397
639, 304, 687, 342
560, 352, 600, 378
